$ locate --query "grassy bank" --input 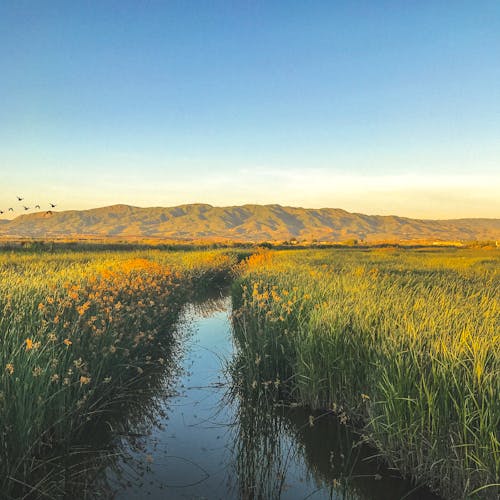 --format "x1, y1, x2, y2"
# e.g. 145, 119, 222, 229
232, 248, 499, 499
0, 248, 237, 498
